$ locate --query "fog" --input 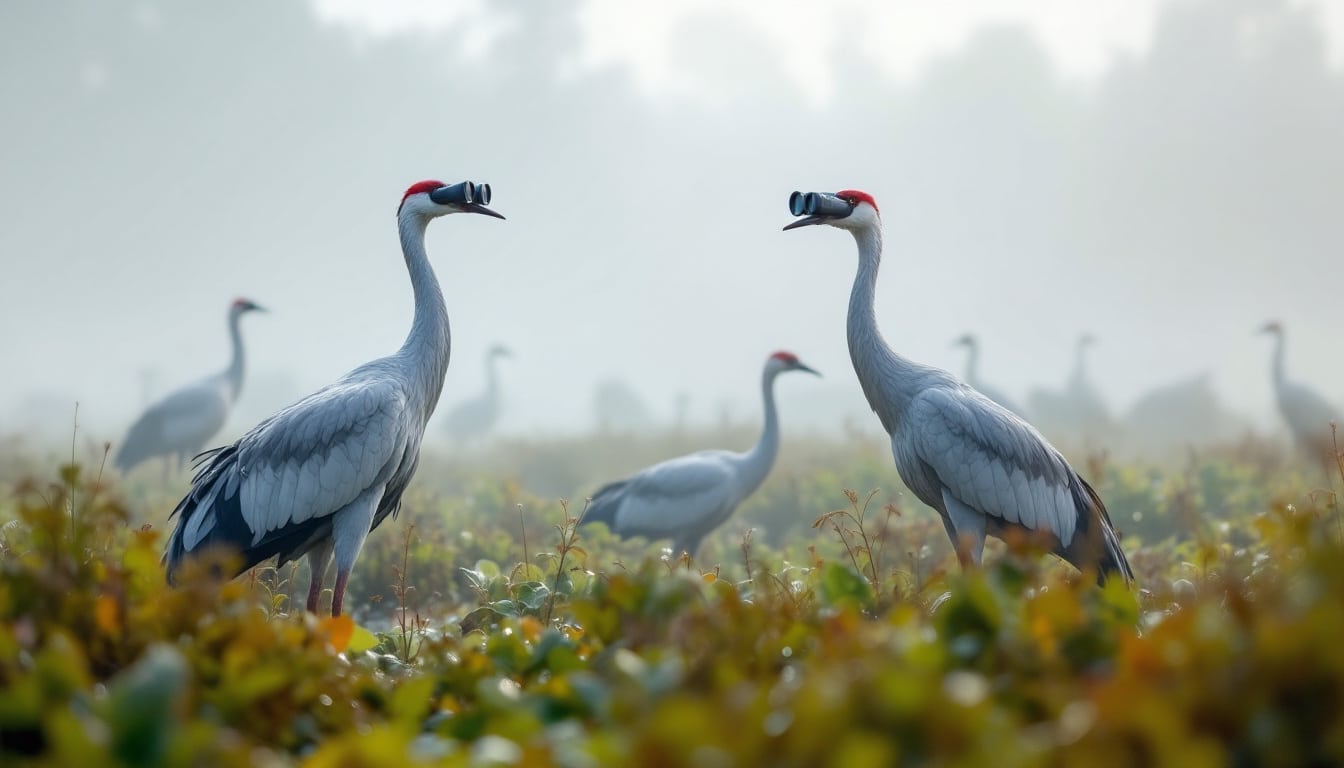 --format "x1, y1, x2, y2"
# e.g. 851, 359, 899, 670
2, 0, 1342, 451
